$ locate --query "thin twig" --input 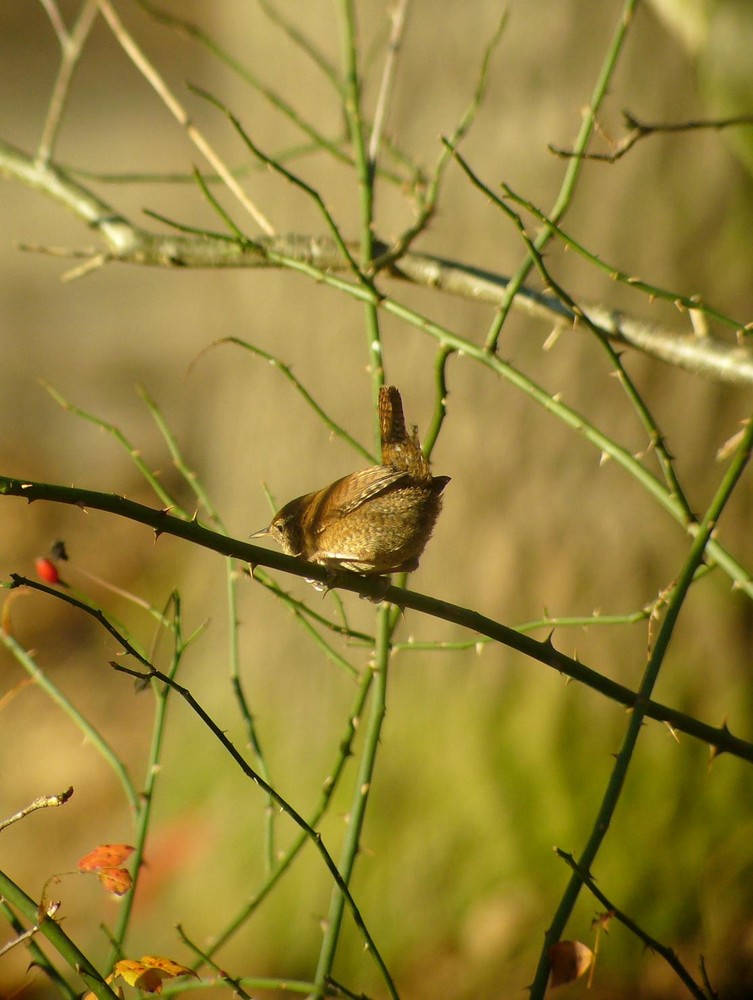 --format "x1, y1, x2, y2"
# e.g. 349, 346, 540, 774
107, 656, 397, 998
373, 8, 507, 272
556, 850, 713, 1000
175, 926, 253, 1000
135, 0, 358, 172
0, 923, 42, 959
4, 135, 753, 384
423, 344, 453, 457
550, 109, 753, 163
39, 0, 69, 46
0, 787, 73, 833
256, 0, 343, 94
3, 475, 753, 762
0, 867, 120, 999
368, 0, 409, 165
201, 668, 373, 961
483, 0, 639, 353
314, 606, 391, 997
0, 619, 139, 810
8, 575, 151, 667
136, 385, 278, 869
38, 0, 99, 163
95, 0, 274, 234
529, 414, 753, 997
189, 337, 375, 462
499, 182, 745, 335
449, 153, 692, 515
190, 84, 362, 276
